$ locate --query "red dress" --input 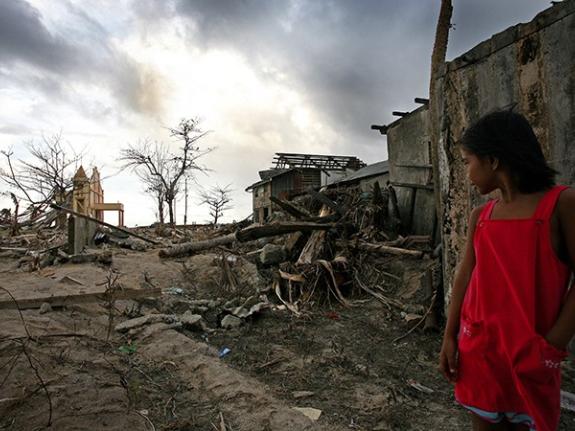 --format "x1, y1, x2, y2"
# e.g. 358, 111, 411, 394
455, 186, 572, 431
